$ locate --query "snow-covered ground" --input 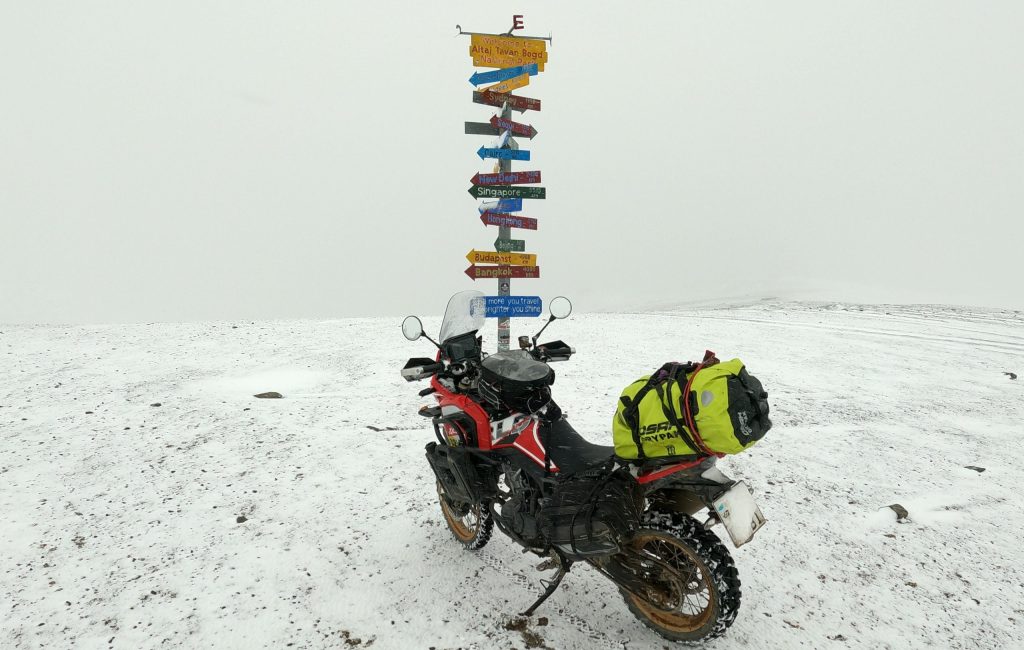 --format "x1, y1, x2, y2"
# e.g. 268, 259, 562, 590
2, 300, 1022, 649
